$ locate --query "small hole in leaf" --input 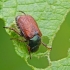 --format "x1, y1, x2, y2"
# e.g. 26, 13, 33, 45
28, 57, 49, 68
37, 36, 49, 53
27, 36, 49, 68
